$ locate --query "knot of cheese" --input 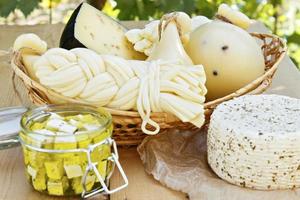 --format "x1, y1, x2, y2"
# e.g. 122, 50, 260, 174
217, 4, 252, 30
126, 13, 210, 57
33, 48, 207, 135
13, 33, 47, 54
